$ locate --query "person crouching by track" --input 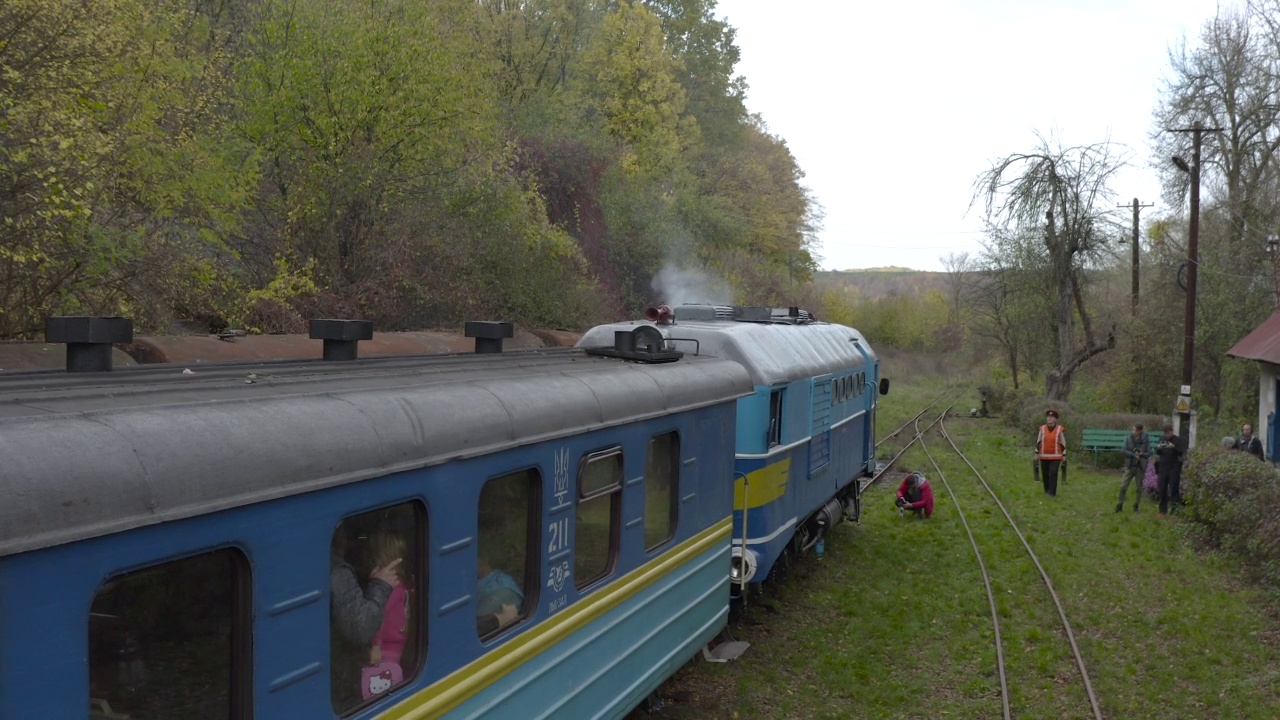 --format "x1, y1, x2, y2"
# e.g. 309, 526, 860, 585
1036, 409, 1067, 497
895, 471, 934, 519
